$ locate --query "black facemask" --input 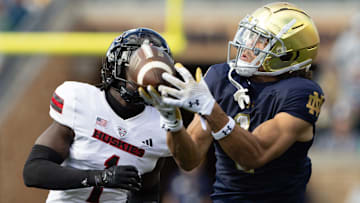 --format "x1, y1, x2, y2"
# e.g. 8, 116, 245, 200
111, 80, 144, 105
